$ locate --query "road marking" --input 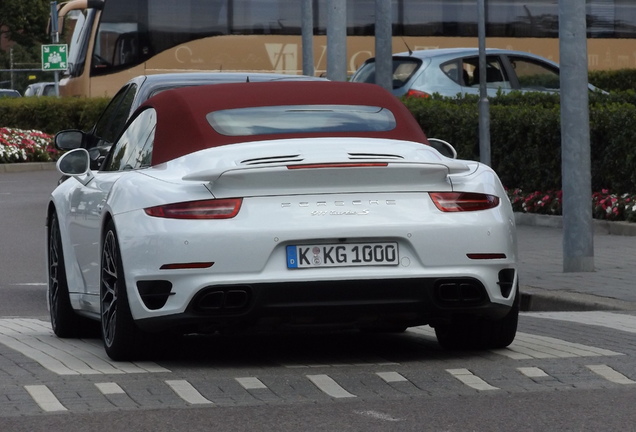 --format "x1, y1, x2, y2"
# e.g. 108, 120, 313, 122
526, 311, 636, 334
236, 377, 267, 390
12, 283, 47, 286
0, 318, 170, 375
493, 333, 622, 359
95, 382, 126, 395
24, 385, 67, 412
587, 365, 636, 385
283, 360, 398, 368
307, 374, 357, 398
408, 325, 623, 359
447, 368, 499, 391
376, 371, 408, 383
518, 367, 549, 378
166, 380, 213, 405
354, 410, 403, 422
